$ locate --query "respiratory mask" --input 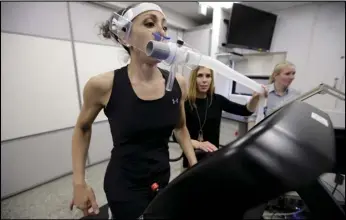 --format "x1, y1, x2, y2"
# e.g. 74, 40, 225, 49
110, 3, 178, 90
